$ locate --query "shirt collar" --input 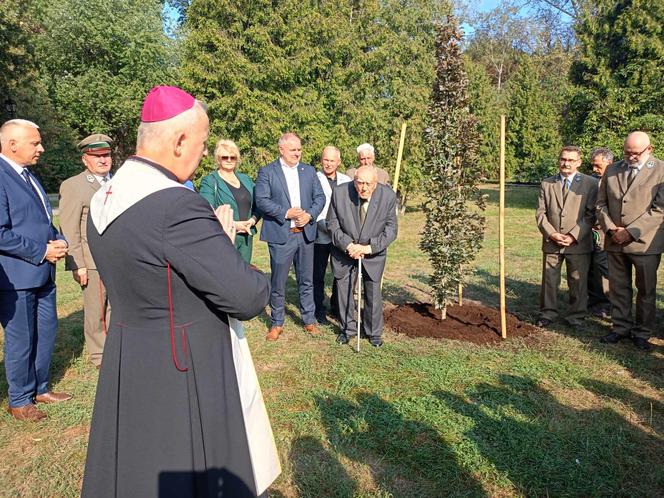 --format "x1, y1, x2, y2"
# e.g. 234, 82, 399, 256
279, 157, 299, 170
0, 153, 27, 175
560, 171, 577, 183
